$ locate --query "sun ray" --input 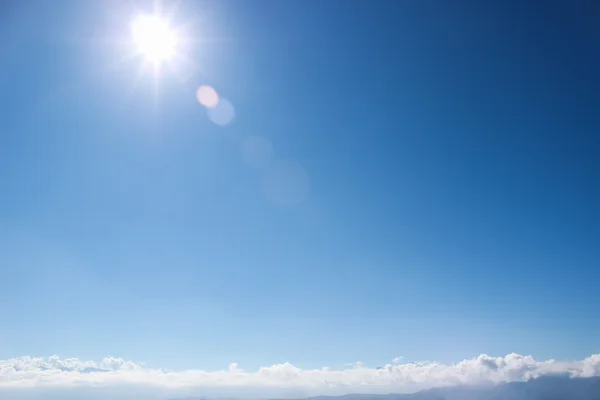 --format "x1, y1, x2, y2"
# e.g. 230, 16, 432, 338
131, 14, 178, 66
